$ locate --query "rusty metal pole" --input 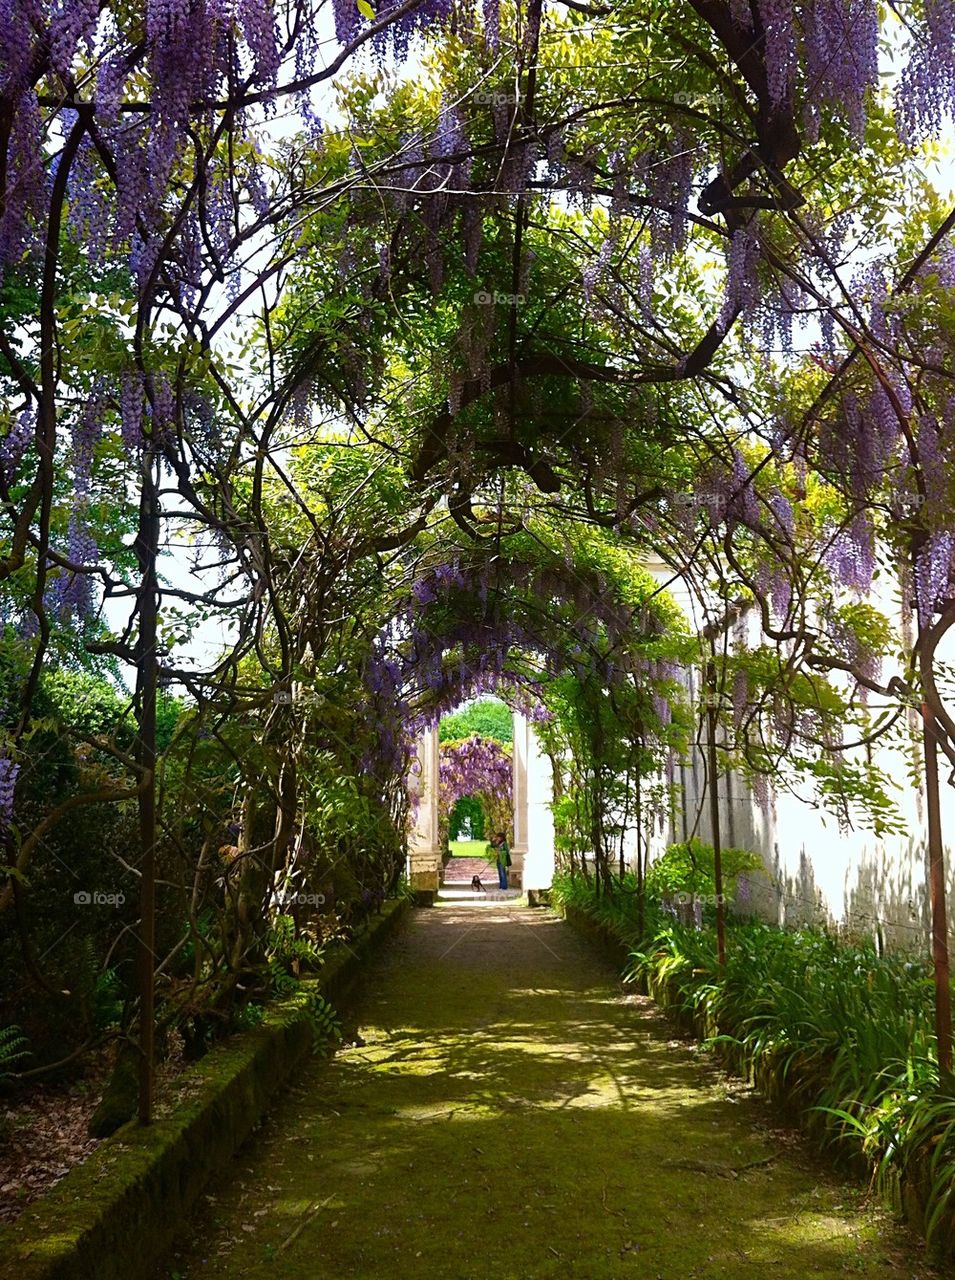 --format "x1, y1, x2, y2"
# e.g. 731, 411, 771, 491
635, 744, 645, 940
922, 702, 953, 1077
136, 446, 159, 1123
706, 660, 726, 970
